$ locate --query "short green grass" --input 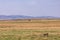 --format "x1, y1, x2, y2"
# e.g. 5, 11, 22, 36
0, 29, 60, 40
